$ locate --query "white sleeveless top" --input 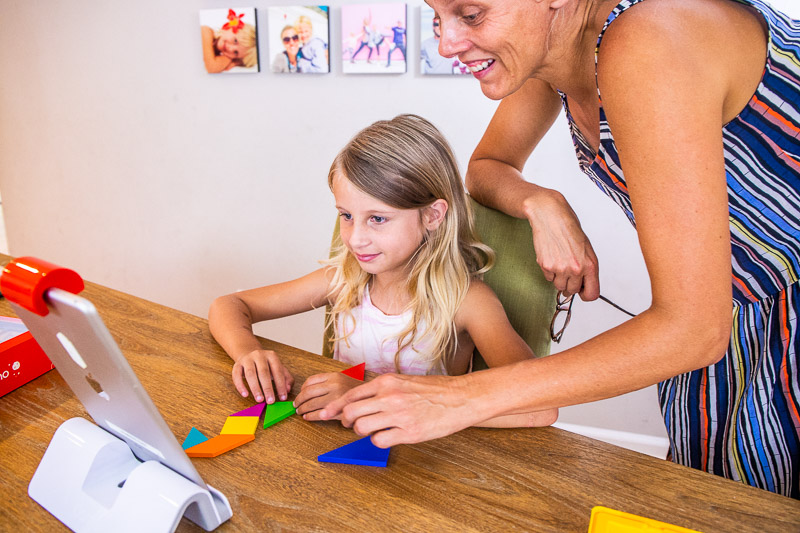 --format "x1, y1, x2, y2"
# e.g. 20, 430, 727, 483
333, 285, 444, 375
